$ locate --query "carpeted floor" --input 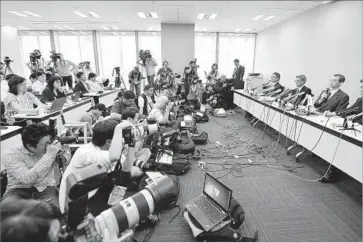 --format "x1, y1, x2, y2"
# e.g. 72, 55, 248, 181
136, 109, 362, 242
